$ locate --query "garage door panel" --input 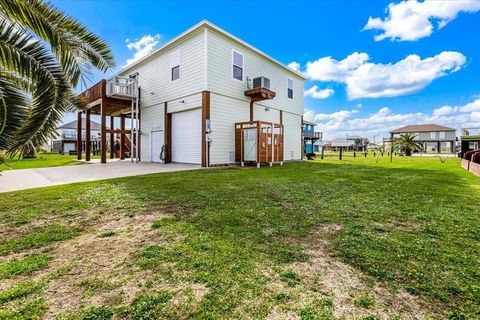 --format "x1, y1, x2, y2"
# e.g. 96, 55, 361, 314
172, 108, 201, 164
